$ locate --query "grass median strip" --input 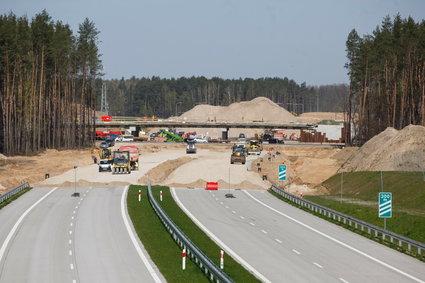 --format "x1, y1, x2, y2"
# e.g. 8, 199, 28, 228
128, 185, 259, 282
127, 185, 208, 282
